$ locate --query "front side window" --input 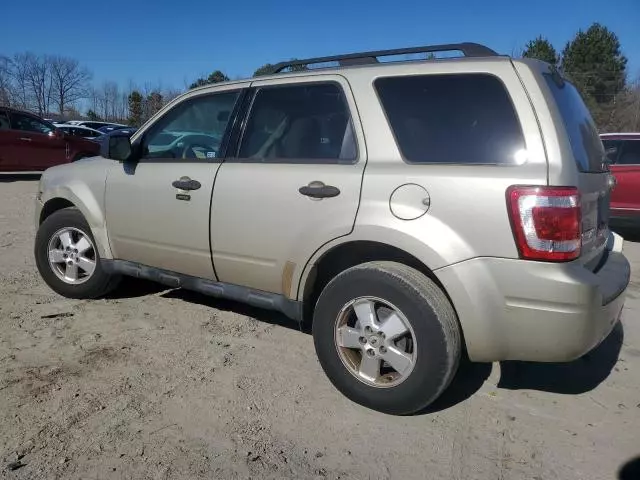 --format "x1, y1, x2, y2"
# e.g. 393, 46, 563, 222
238, 83, 357, 163
9, 112, 54, 134
375, 74, 525, 165
142, 91, 239, 160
